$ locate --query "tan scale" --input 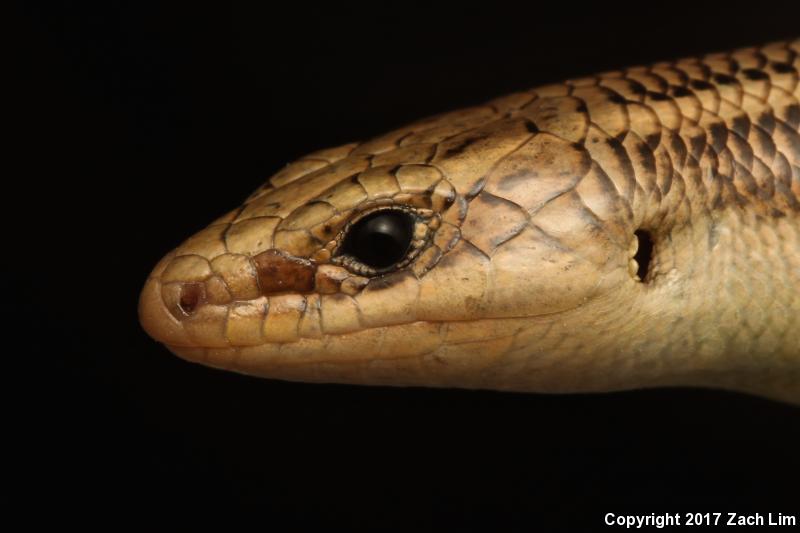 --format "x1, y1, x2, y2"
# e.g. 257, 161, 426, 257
140, 40, 800, 404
